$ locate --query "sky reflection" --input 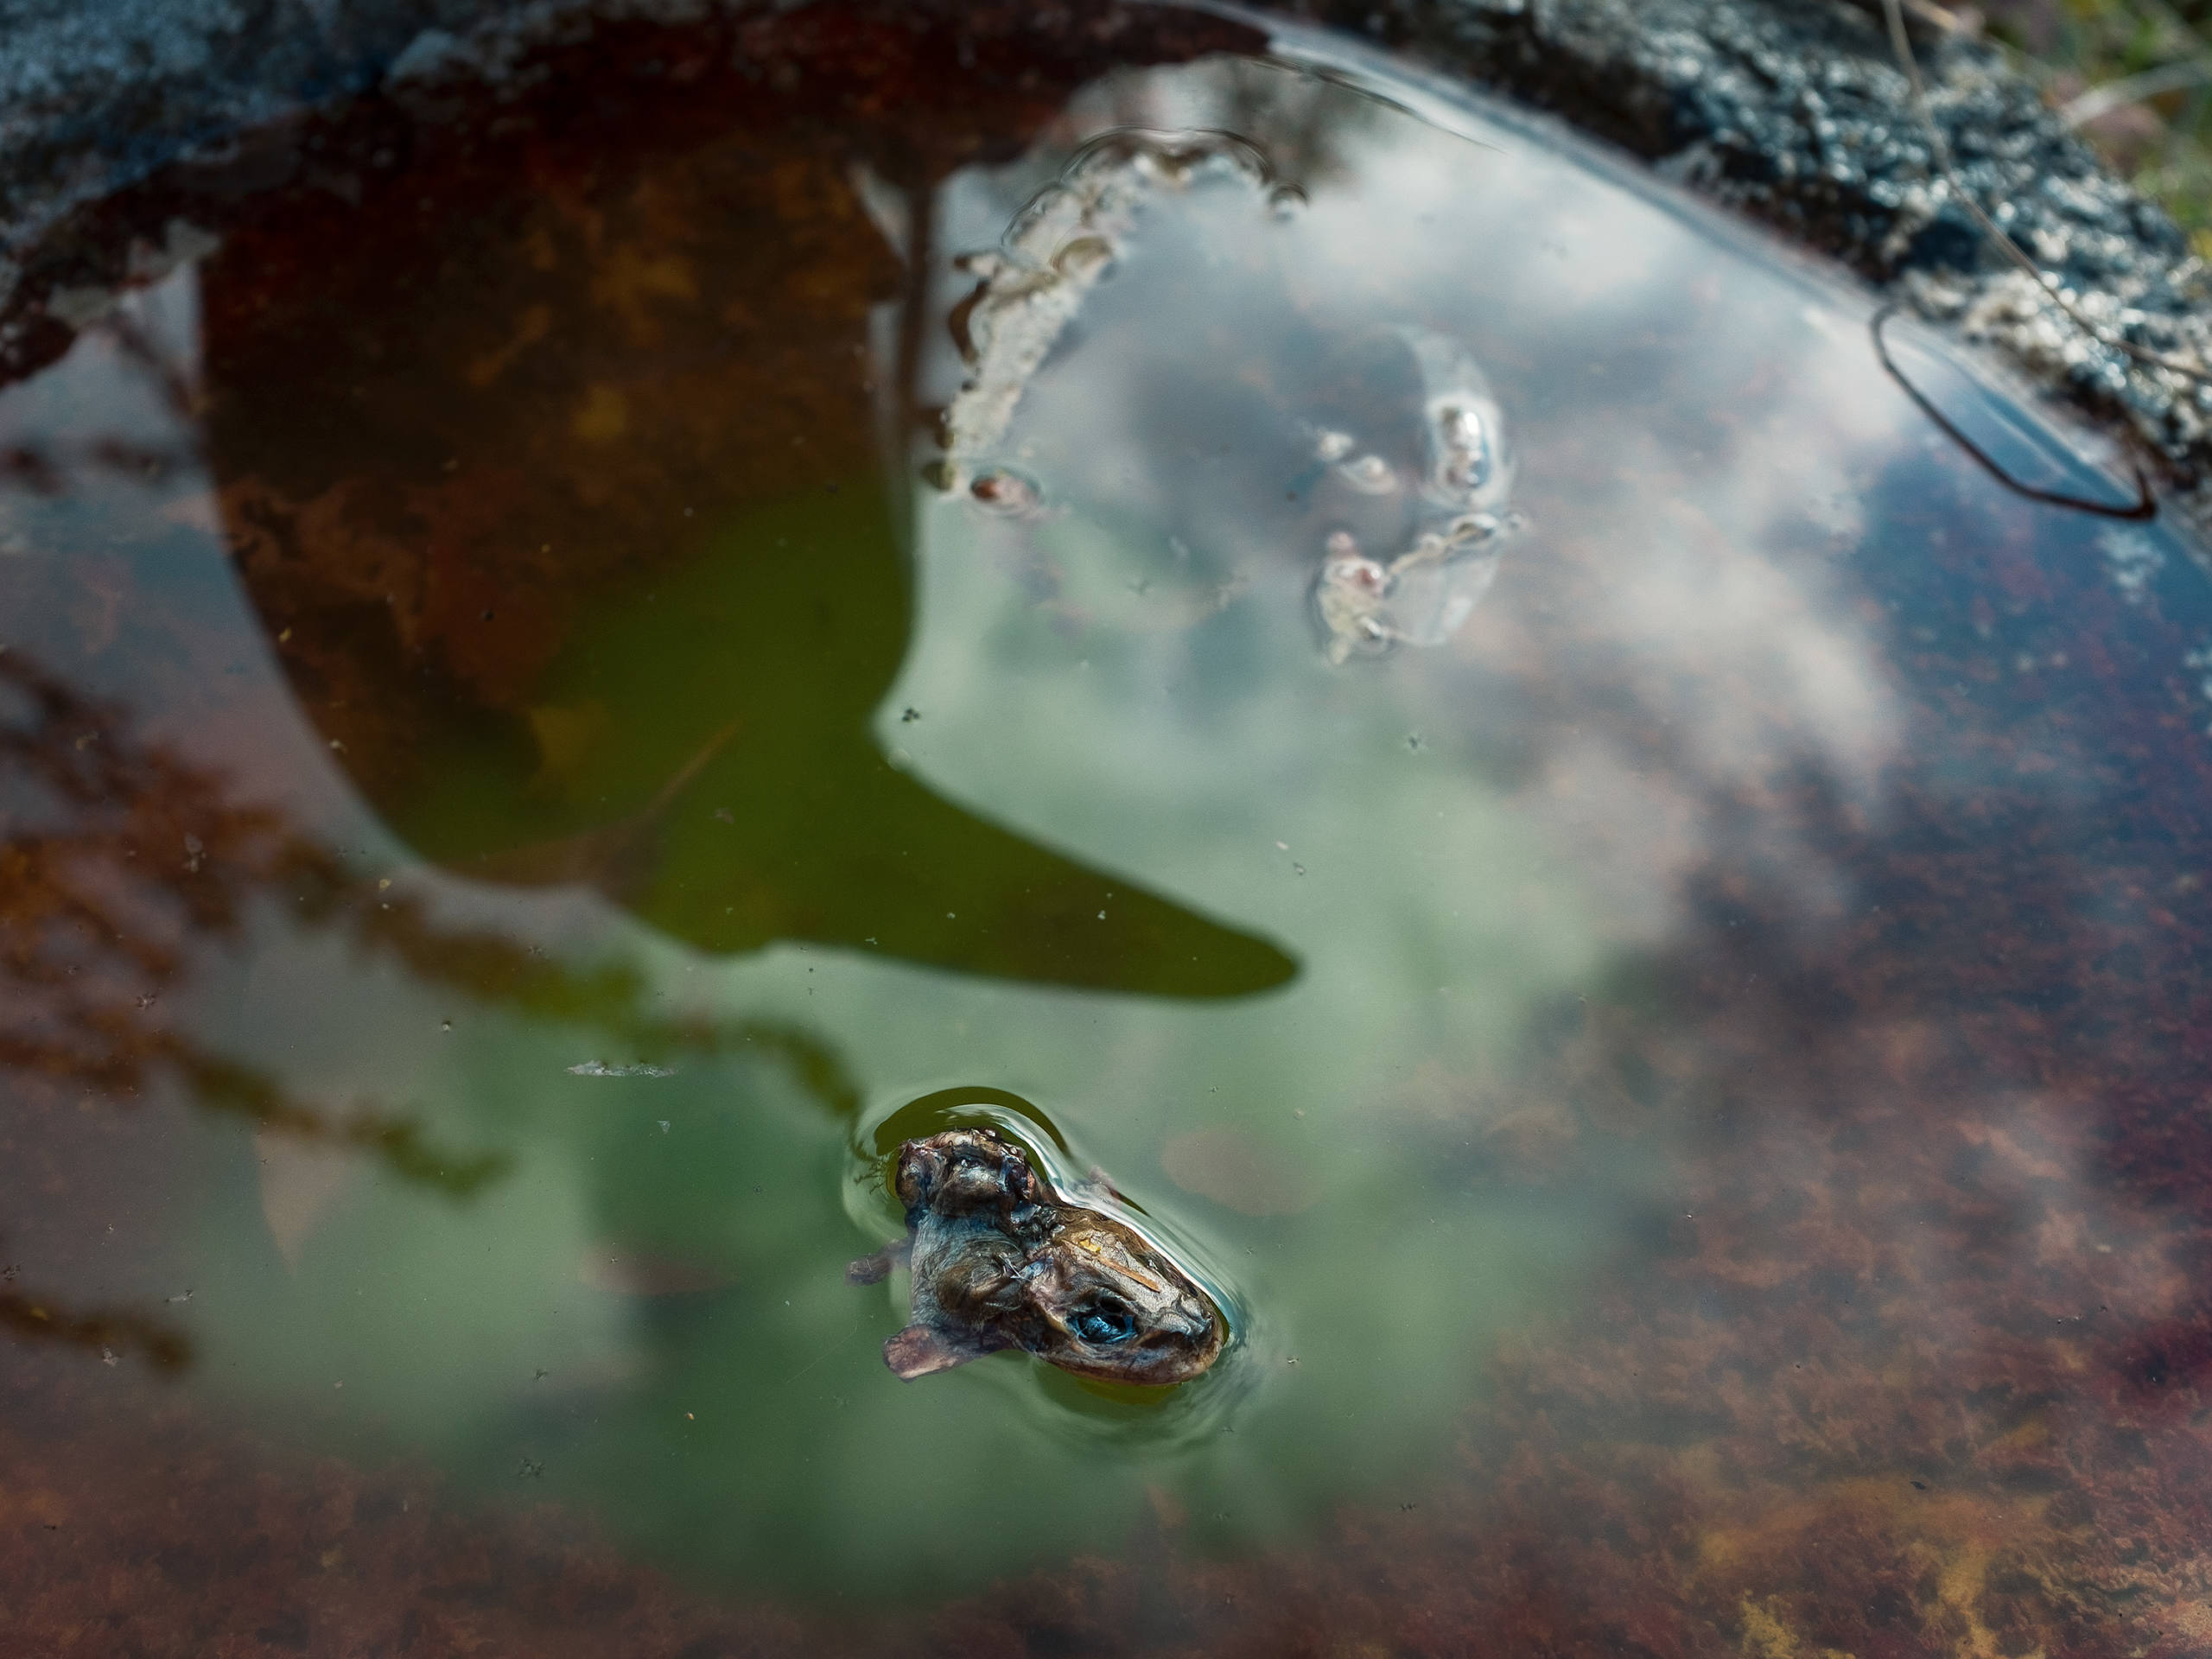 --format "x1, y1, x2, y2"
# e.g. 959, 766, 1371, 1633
5, 22, 2212, 1654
